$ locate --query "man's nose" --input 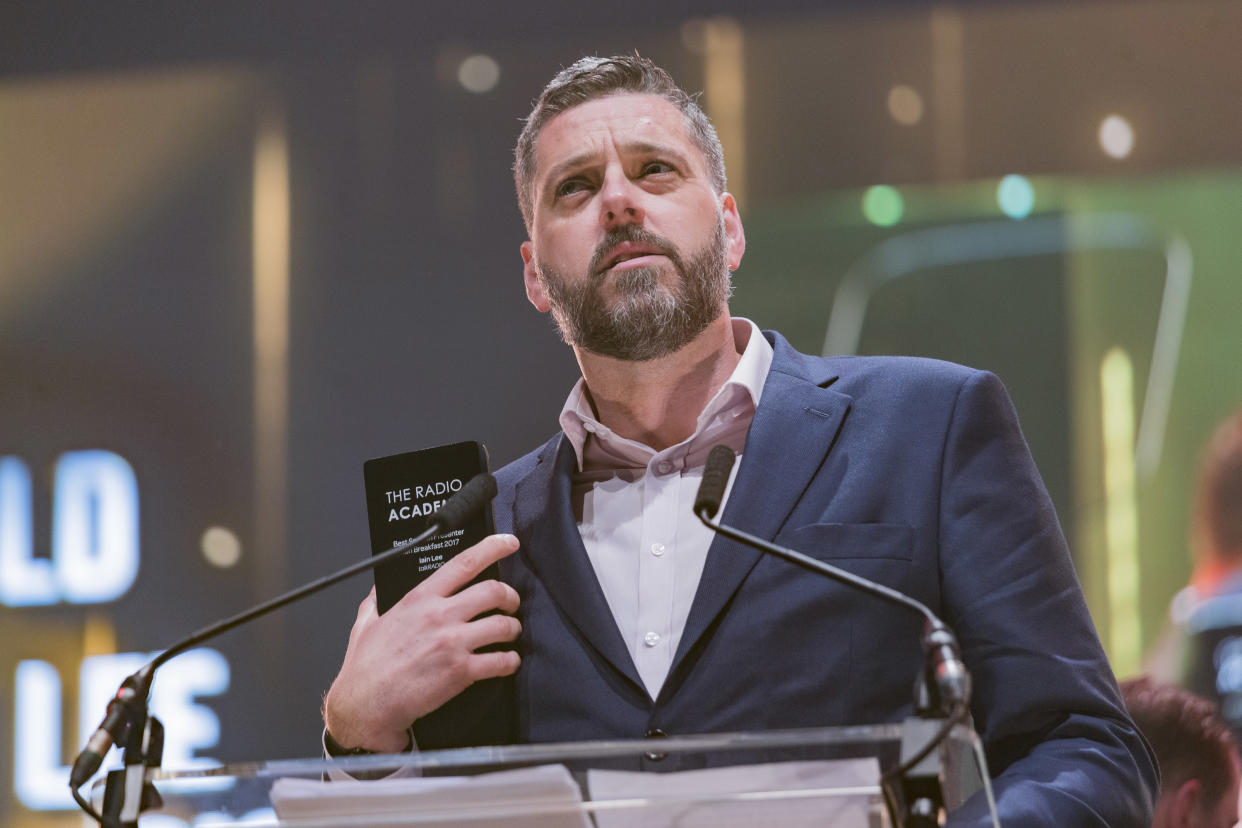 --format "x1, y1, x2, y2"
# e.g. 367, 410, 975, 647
599, 169, 644, 228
